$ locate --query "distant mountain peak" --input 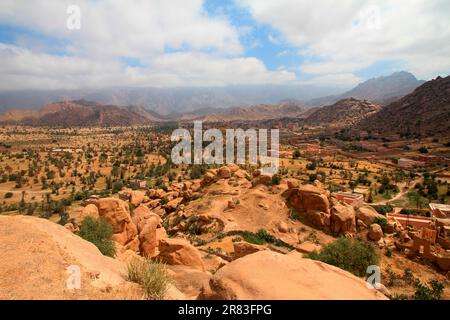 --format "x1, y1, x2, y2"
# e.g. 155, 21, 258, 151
307, 71, 425, 107
359, 75, 450, 137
